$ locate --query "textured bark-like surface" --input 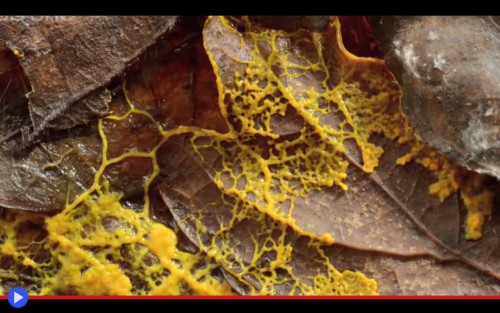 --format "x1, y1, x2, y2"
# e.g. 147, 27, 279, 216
0, 16, 177, 143
370, 16, 500, 179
